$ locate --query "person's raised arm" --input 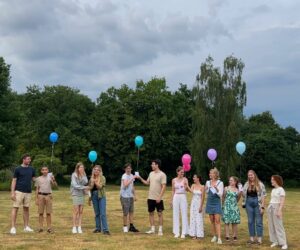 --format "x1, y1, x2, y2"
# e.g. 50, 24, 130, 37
71, 174, 86, 190
138, 175, 150, 185
123, 175, 136, 188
